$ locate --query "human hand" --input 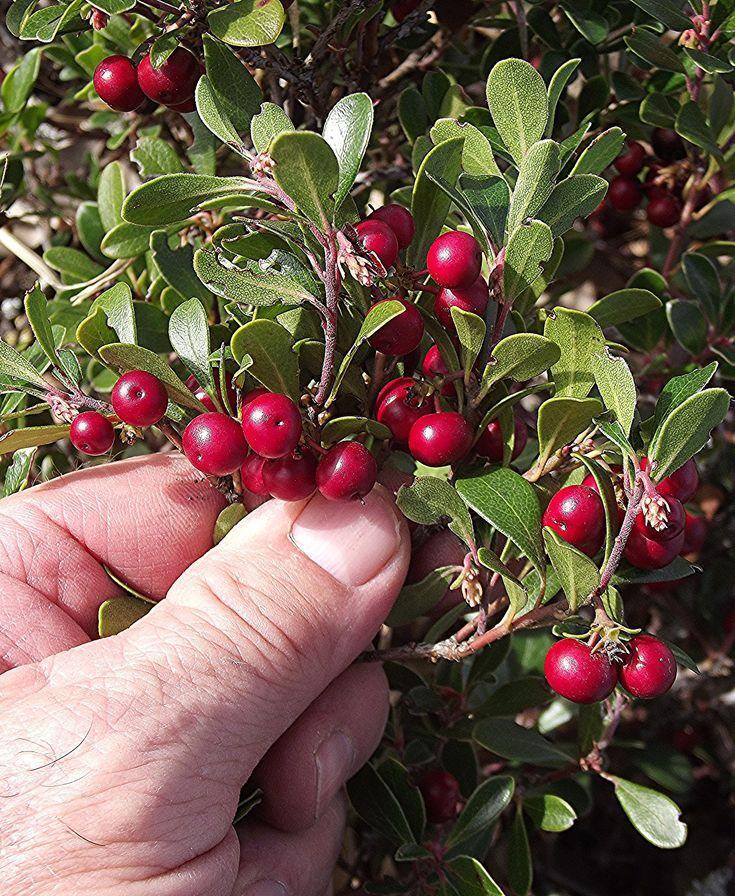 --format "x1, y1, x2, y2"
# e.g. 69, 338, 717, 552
0, 454, 410, 895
